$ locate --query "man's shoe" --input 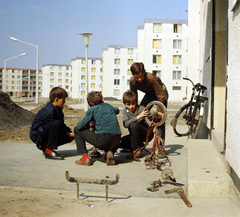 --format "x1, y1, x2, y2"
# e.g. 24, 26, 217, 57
45, 151, 64, 160
75, 158, 91, 166
126, 151, 143, 159
106, 151, 115, 165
